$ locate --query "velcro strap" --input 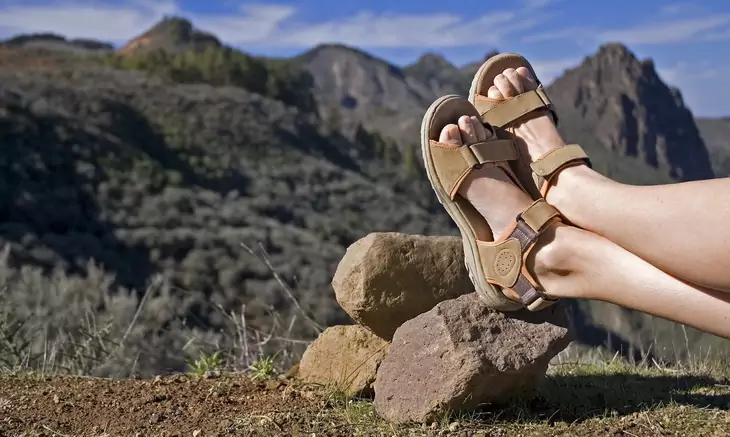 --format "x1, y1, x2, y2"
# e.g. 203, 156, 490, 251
512, 275, 548, 307
518, 199, 561, 234
531, 145, 590, 178
459, 139, 518, 168
479, 87, 553, 128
